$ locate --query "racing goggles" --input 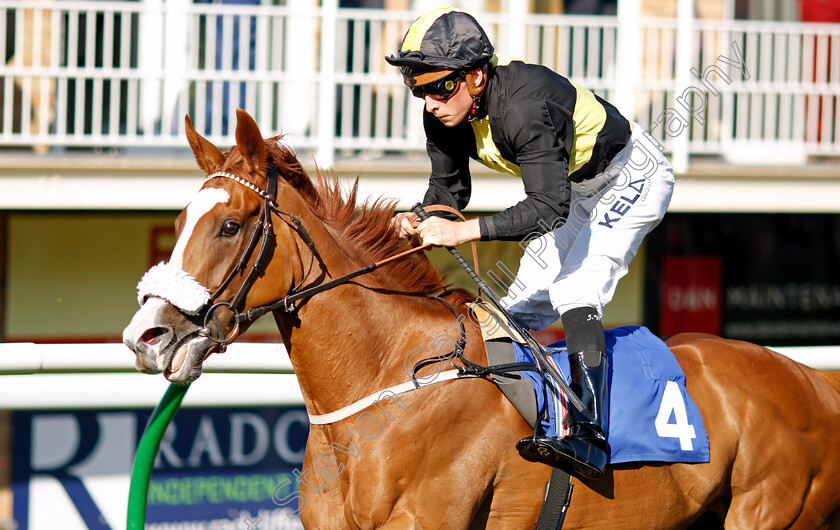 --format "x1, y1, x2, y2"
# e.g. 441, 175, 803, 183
406, 70, 467, 100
